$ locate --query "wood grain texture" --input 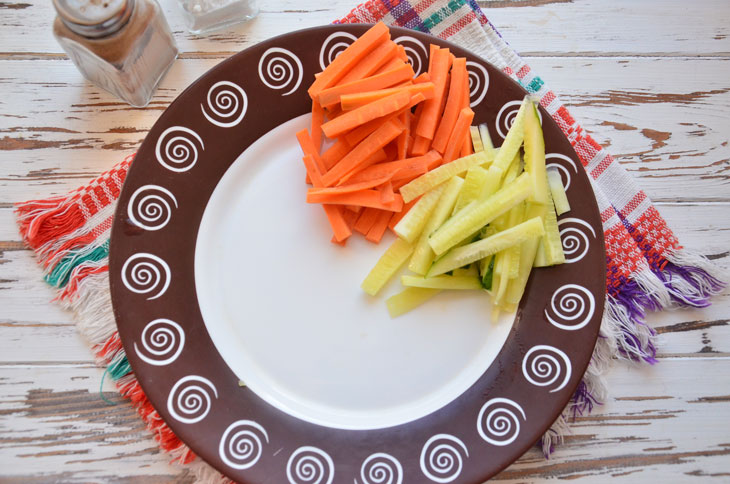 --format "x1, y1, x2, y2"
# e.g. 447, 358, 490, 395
0, 0, 728, 482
